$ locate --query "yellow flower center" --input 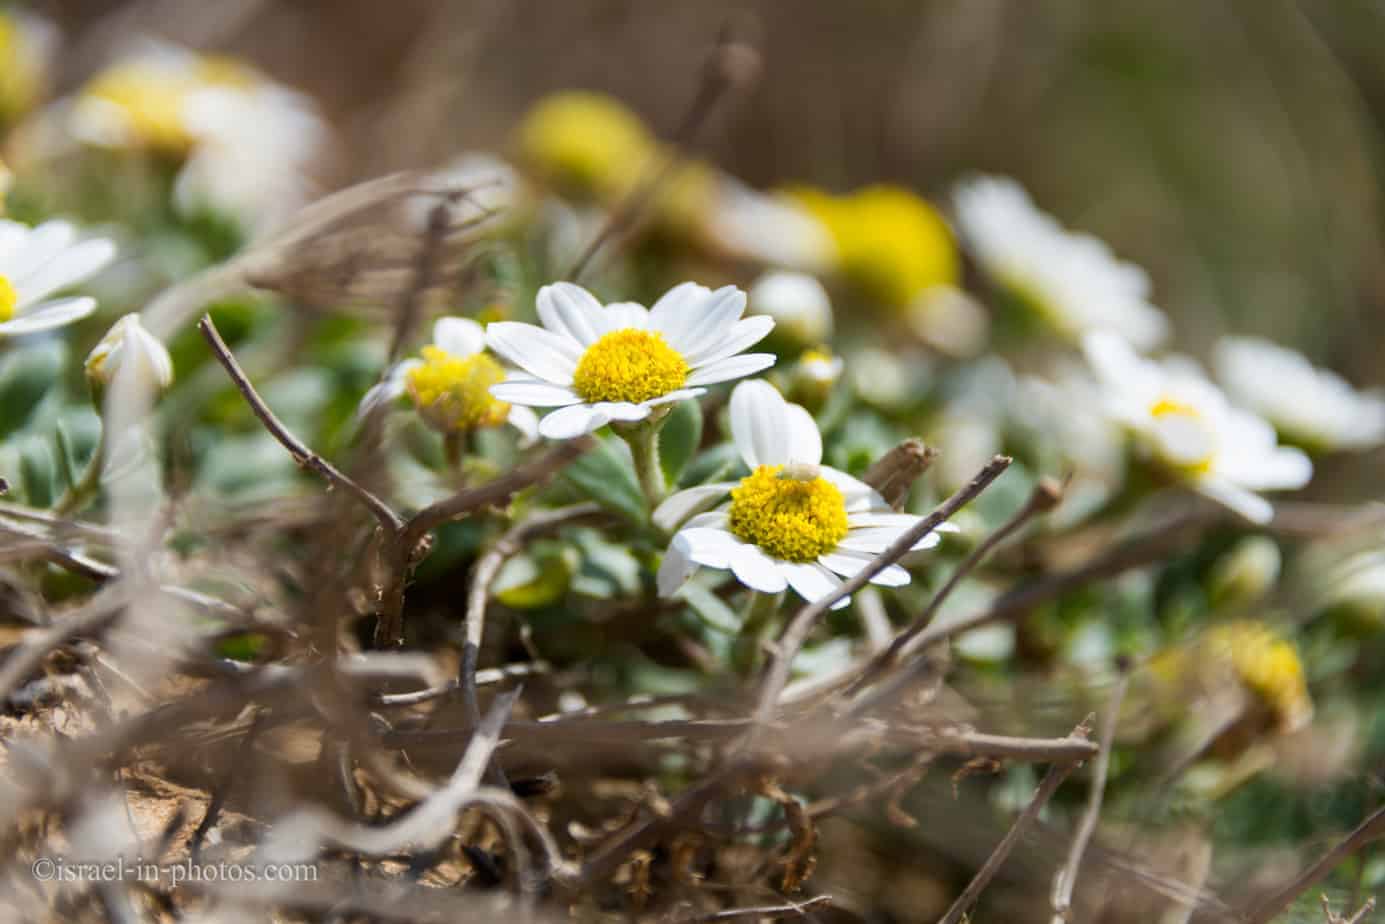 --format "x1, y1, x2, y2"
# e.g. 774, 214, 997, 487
404, 346, 511, 433
517, 91, 654, 200
84, 66, 198, 153
1149, 395, 1214, 475
1206, 622, 1312, 732
727, 464, 850, 563
0, 273, 17, 322
571, 329, 689, 405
